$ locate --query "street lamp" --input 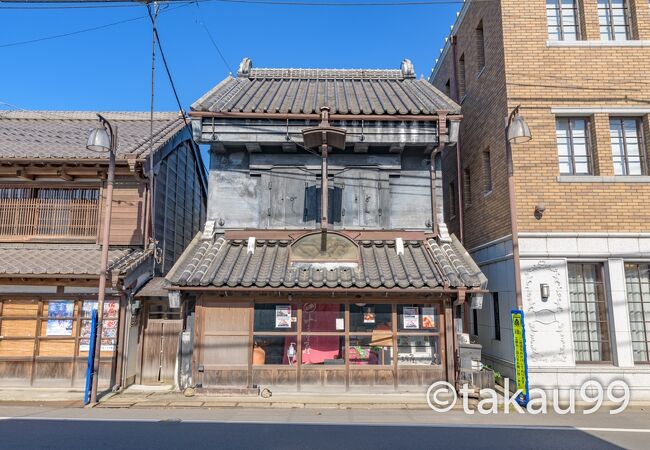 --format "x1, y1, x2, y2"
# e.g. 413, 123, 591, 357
302, 107, 346, 251
505, 106, 531, 311
86, 113, 117, 404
